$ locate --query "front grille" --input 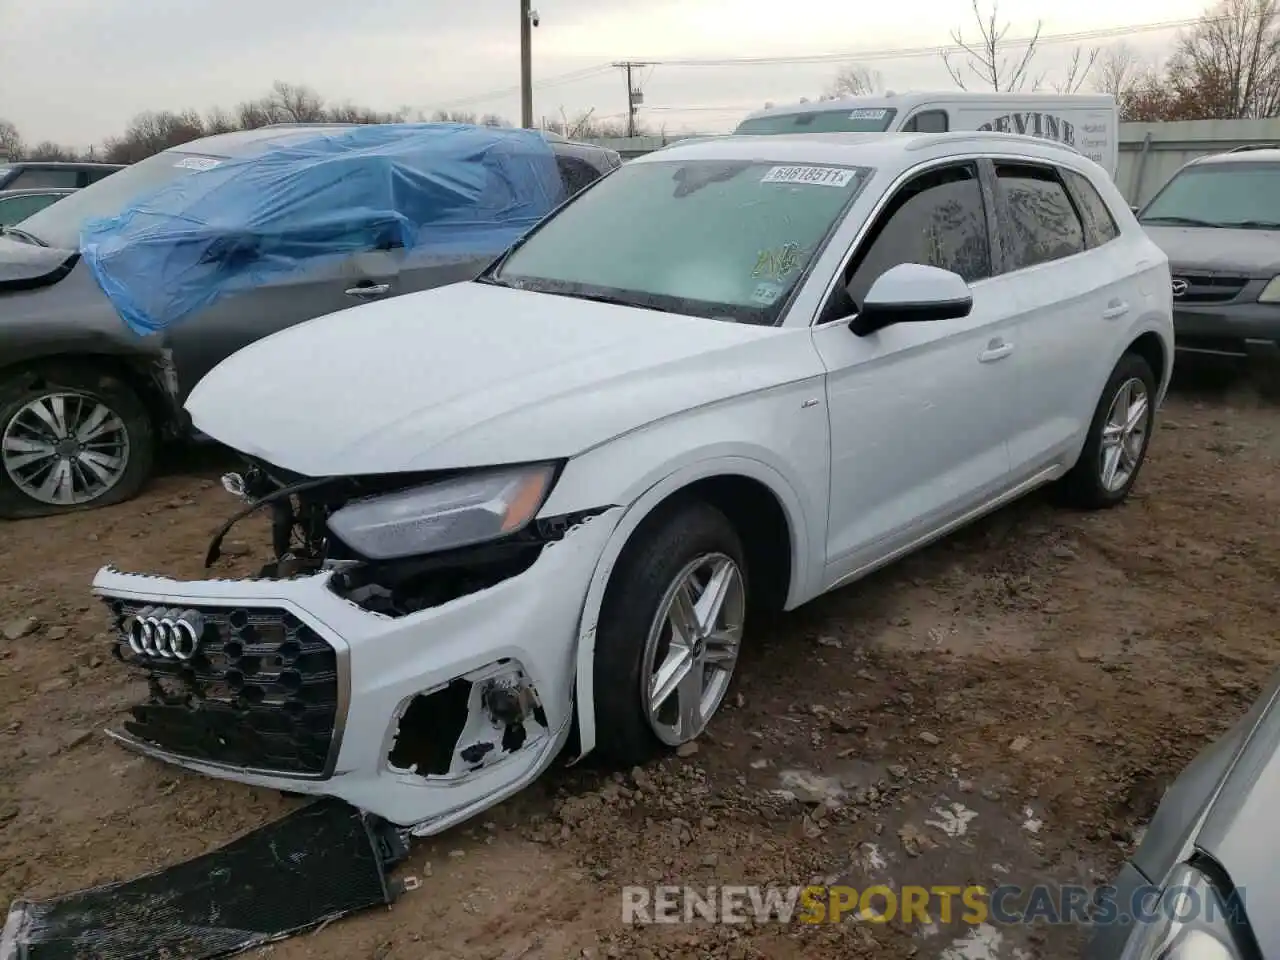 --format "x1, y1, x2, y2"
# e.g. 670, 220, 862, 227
1172, 273, 1249, 303
103, 600, 340, 775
